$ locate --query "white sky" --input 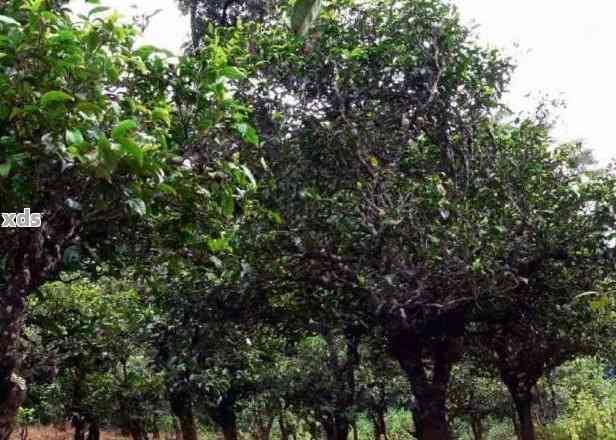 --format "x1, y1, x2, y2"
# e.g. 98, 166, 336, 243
70, 0, 615, 163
